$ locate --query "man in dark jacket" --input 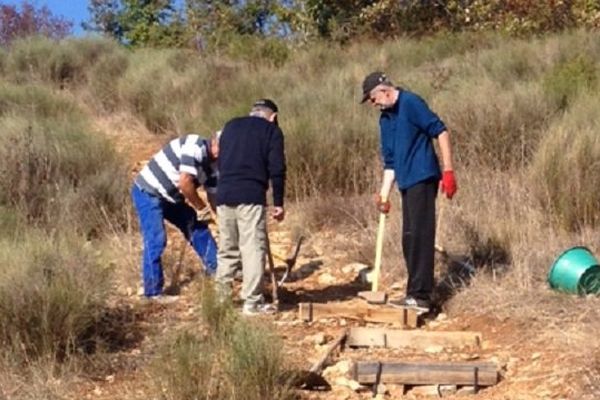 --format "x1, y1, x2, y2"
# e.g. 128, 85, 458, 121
215, 99, 286, 316
361, 71, 457, 312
